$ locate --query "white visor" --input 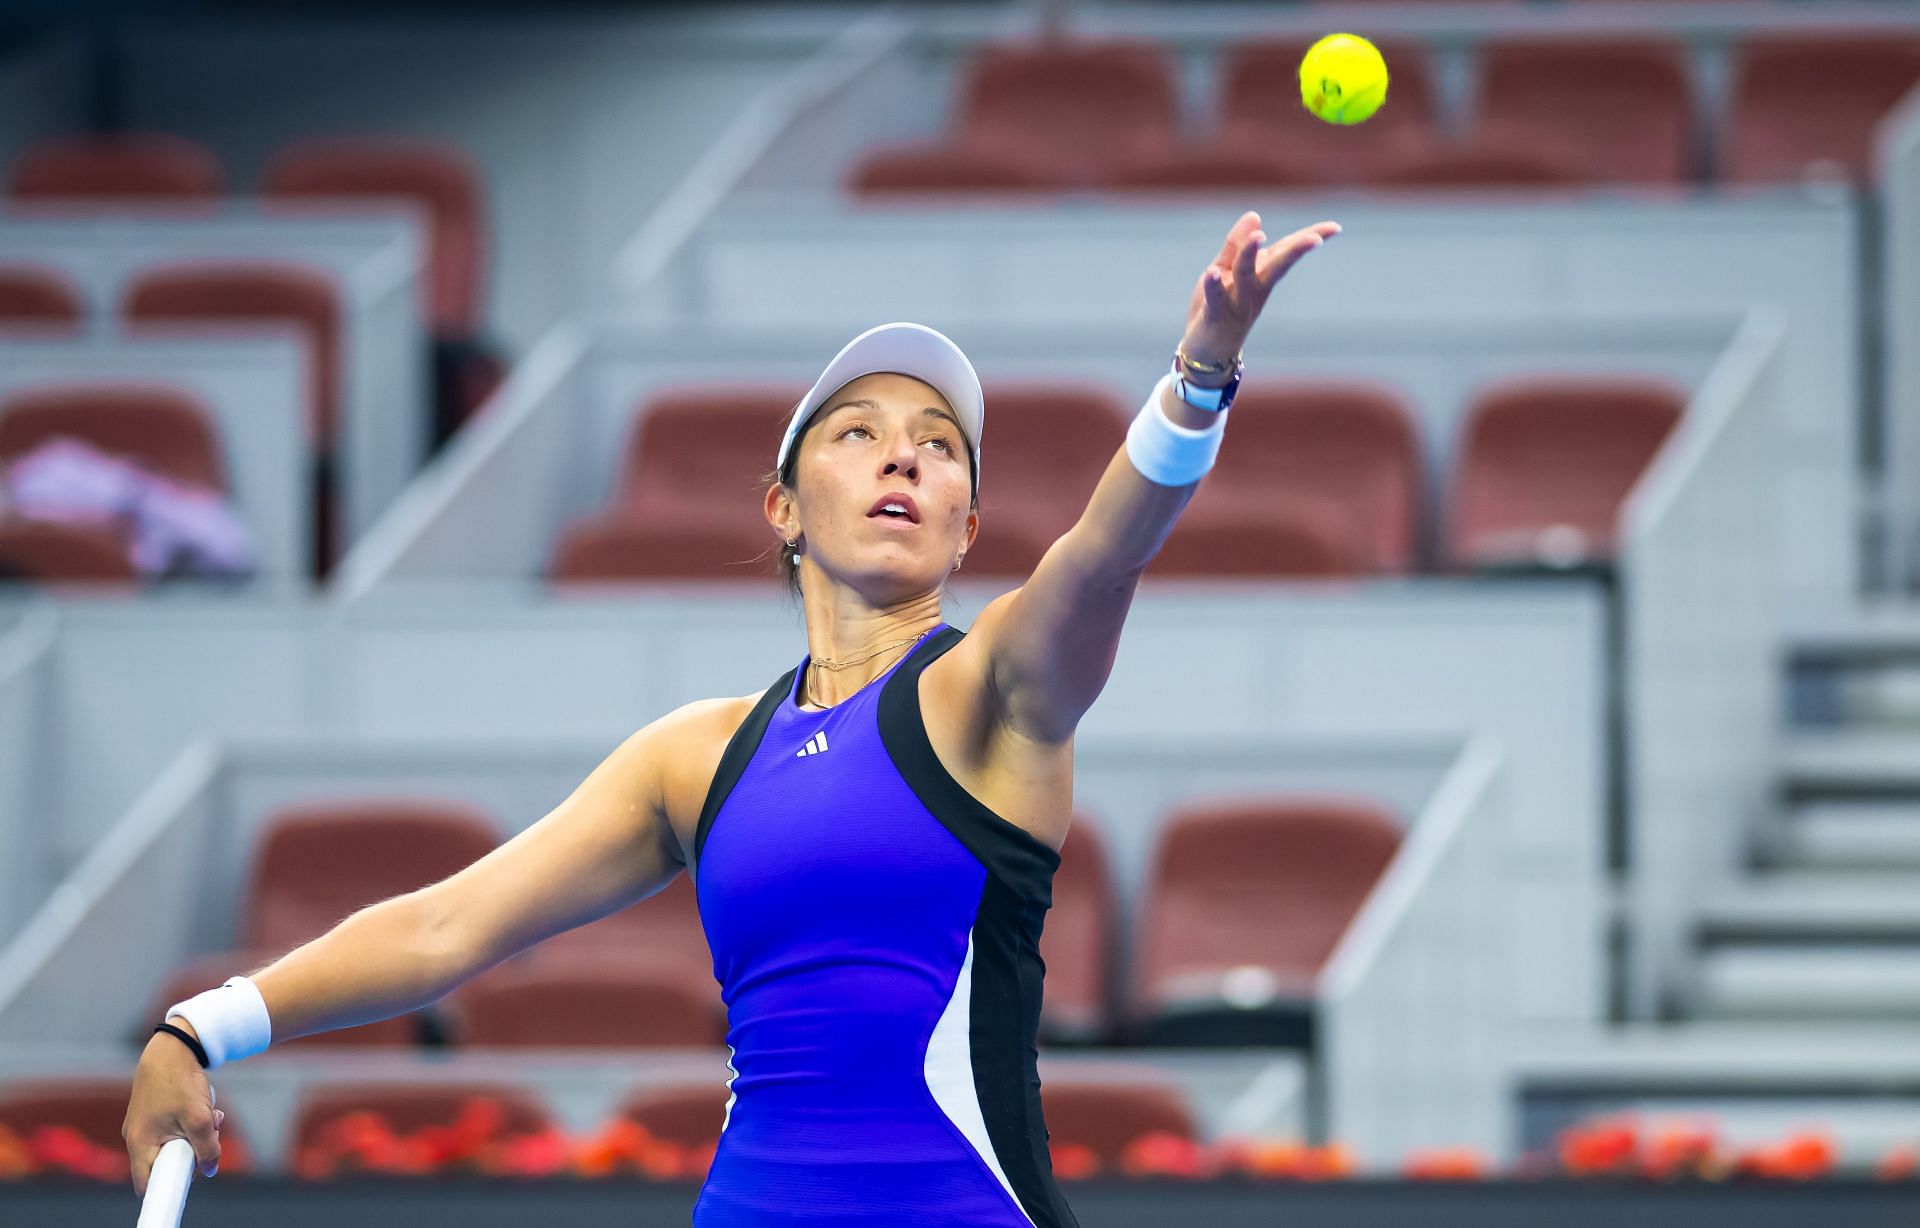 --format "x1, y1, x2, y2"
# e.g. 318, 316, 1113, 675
776, 322, 983, 494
